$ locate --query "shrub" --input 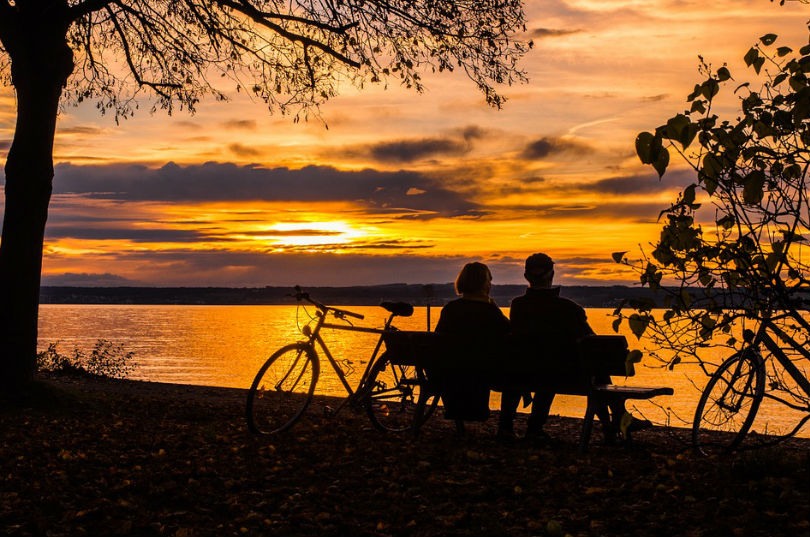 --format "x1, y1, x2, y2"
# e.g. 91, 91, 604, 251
37, 339, 136, 380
